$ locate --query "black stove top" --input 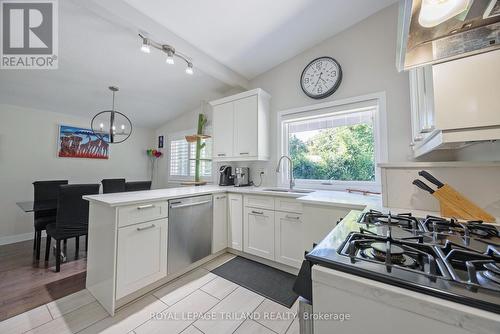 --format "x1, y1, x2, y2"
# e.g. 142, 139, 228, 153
301, 210, 500, 314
